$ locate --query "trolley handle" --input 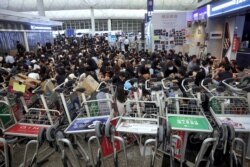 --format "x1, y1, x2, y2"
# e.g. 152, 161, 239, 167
145, 77, 162, 90
222, 79, 242, 92
161, 77, 174, 90
181, 78, 194, 93
96, 81, 107, 92
52, 82, 65, 92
